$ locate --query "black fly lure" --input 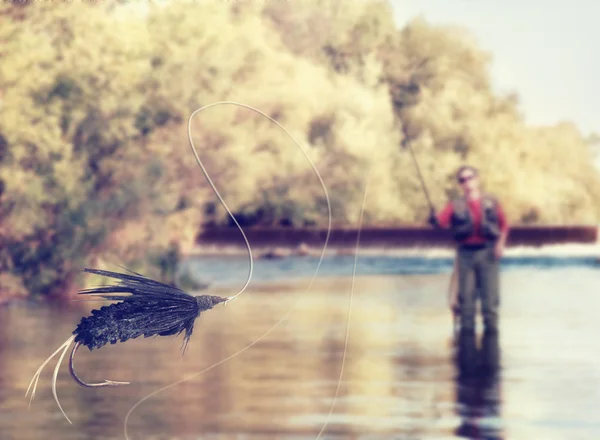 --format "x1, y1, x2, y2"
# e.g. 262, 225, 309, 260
25, 268, 228, 424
